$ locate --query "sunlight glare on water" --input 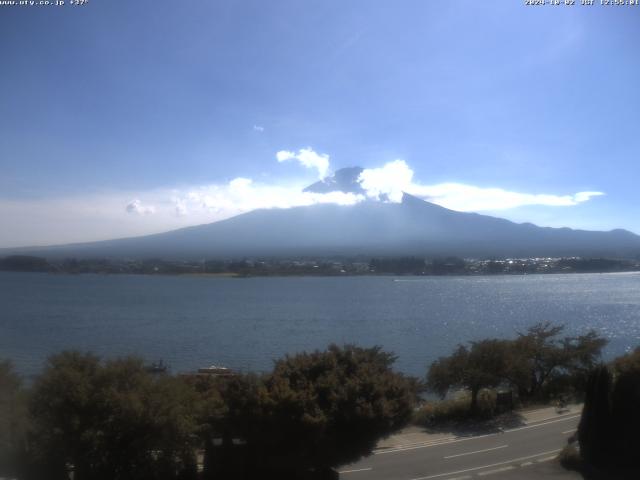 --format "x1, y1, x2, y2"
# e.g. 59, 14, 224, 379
1, 272, 639, 378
